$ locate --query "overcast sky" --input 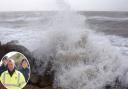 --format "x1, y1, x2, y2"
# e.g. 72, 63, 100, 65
0, 0, 128, 11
